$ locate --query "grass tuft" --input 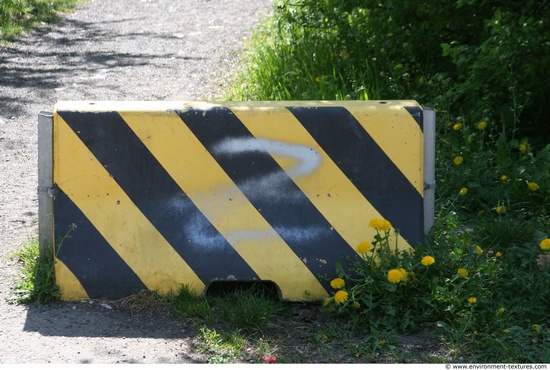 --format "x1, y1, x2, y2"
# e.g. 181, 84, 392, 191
208, 282, 288, 336
9, 238, 59, 305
